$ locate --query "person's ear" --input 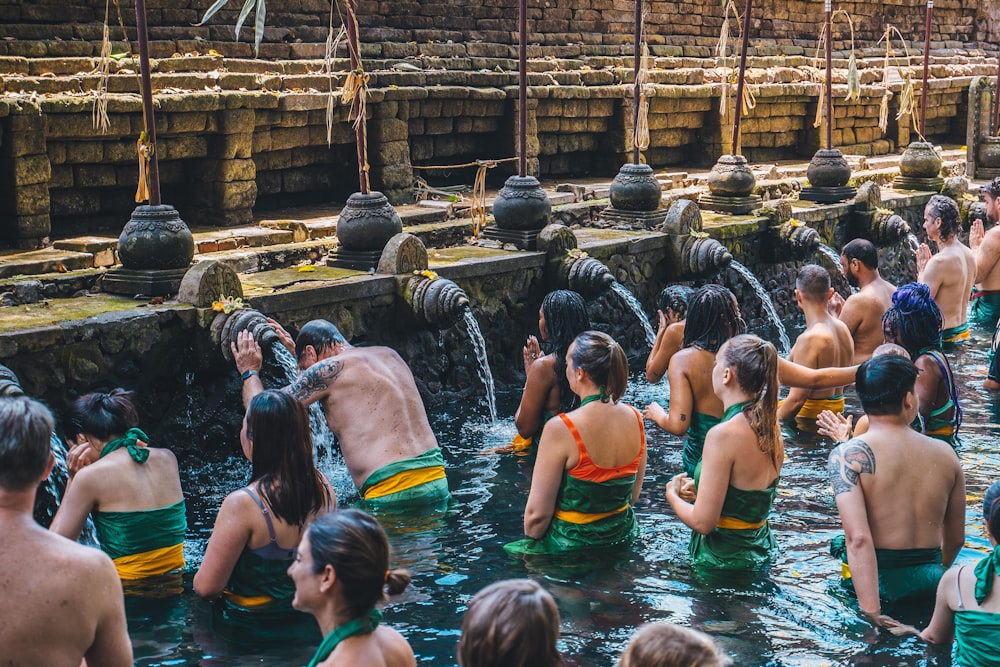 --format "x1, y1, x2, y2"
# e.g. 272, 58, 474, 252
40, 452, 55, 482
319, 564, 337, 594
